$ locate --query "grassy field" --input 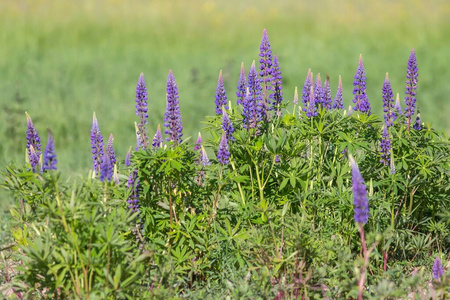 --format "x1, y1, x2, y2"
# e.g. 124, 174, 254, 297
1, 0, 450, 177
